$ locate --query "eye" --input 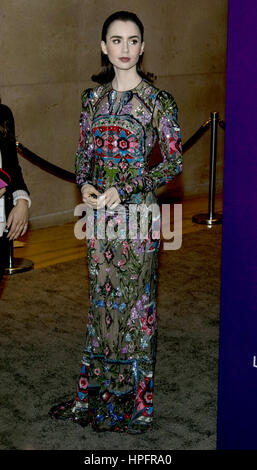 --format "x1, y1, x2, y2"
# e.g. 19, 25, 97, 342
112, 39, 120, 44
129, 39, 139, 45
